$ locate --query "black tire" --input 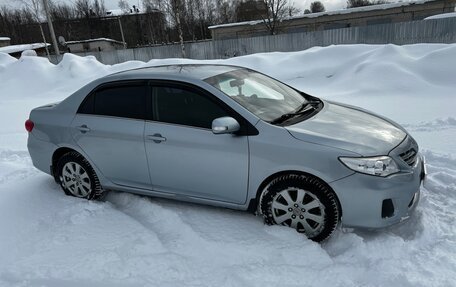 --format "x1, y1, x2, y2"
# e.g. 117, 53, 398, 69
260, 174, 340, 242
56, 152, 104, 200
